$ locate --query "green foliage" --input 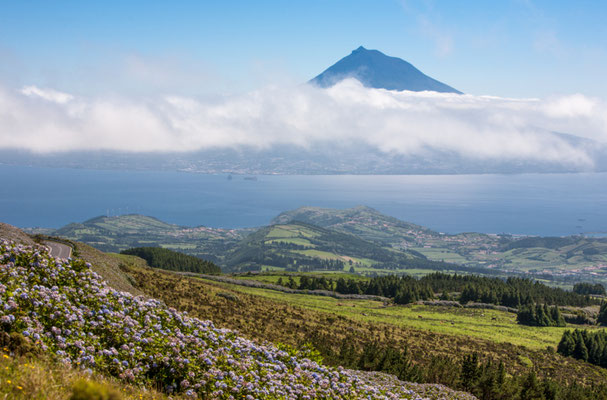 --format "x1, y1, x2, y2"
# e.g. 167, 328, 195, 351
0, 349, 167, 400
0, 332, 39, 357
306, 271, 598, 307
216, 292, 240, 302
597, 302, 607, 325
517, 305, 565, 327
503, 236, 580, 251
275, 342, 324, 365
69, 379, 121, 400
455, 275, 596, 308
518, 371, 542, 400
331, 341, 421, 382
557, 328, 607, 368
120, 246, 220, 274
460, 353, 480, 391
573, 282, 606, 296
557, 331, 576, 356
51, 214, 243, 264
